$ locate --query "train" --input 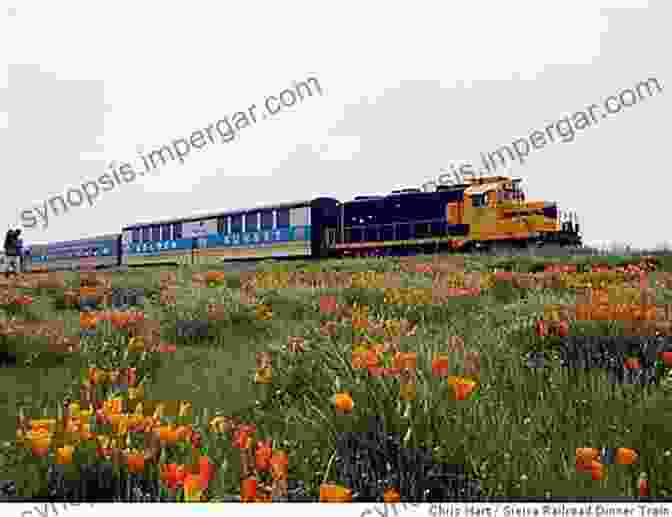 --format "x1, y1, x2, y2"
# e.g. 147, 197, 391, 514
19, 175, 582, 273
